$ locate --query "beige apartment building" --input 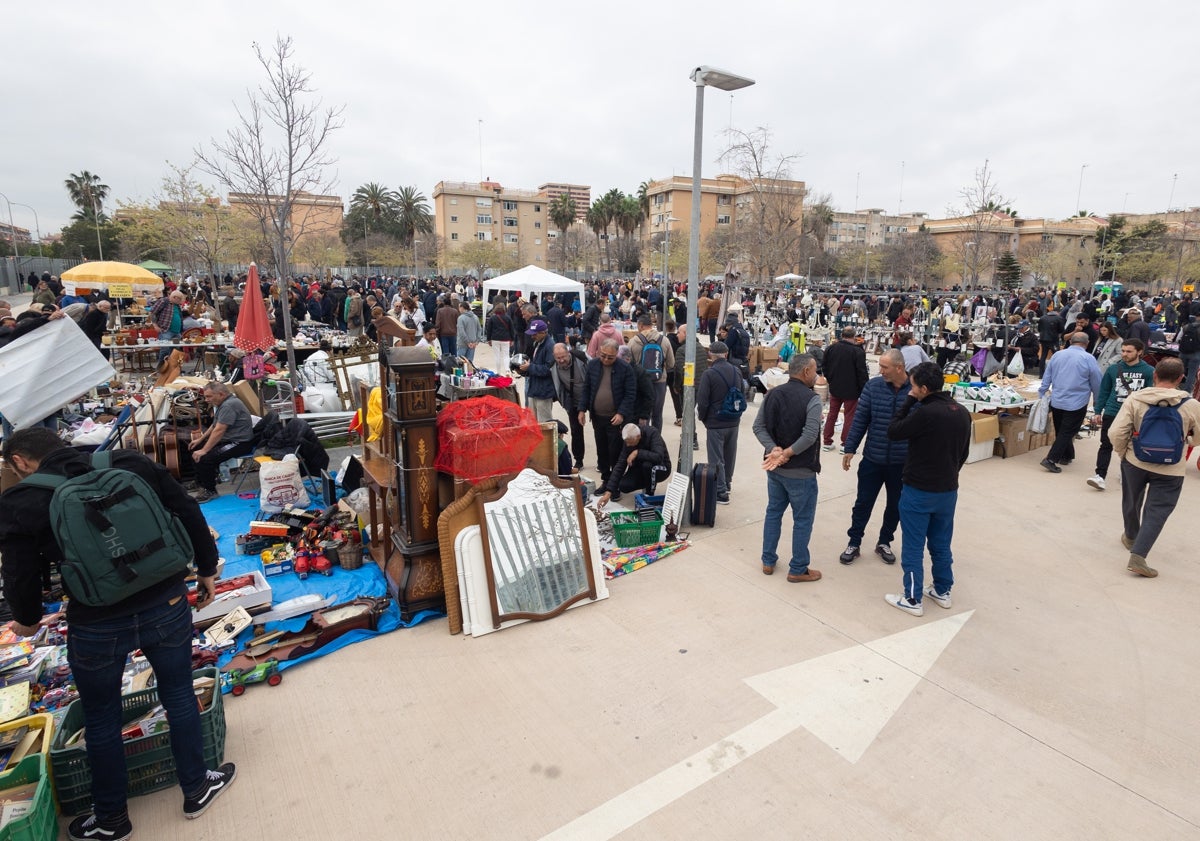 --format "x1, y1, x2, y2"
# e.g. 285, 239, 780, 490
227, 191, 344, 247
824, 208, 928, 251
641, 173, 807, 257
433, 180, 564, 270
